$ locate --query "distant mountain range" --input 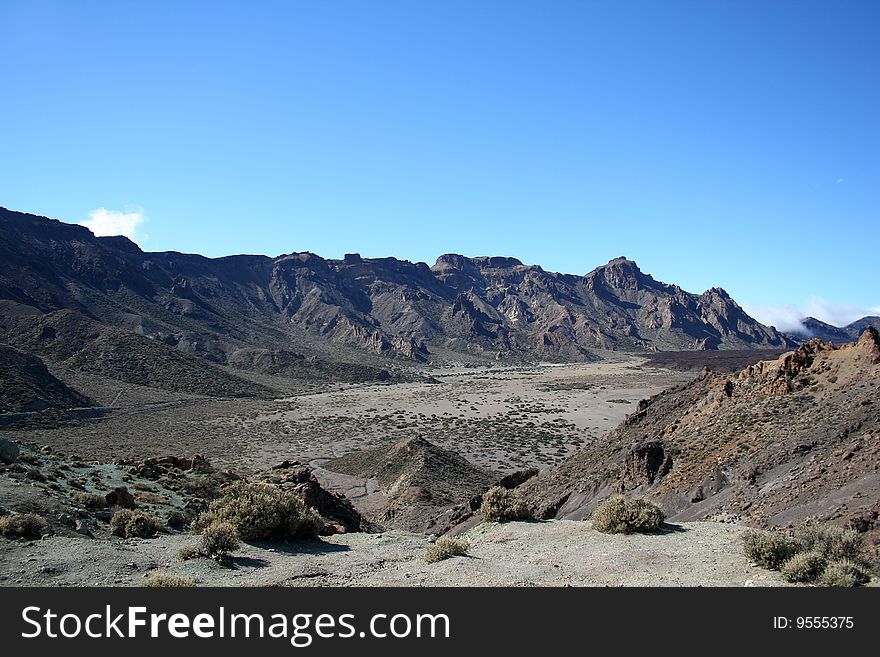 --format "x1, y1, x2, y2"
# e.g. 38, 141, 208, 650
0, 207, 800, 390
785, 316, 880, 344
